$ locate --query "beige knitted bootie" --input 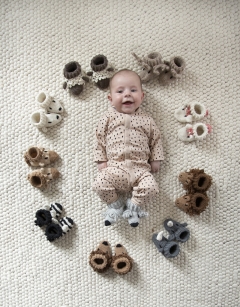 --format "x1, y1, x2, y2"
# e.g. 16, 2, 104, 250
24, 147, 59, 167
27, 168, 60, 189
111, 244, 133, 275
89, 241, 112, 273
159, 56, 186, 84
